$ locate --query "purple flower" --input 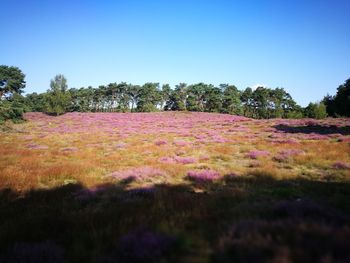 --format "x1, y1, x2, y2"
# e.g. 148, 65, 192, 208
173, 140, 190, 146
333, 161, 350, 169
155, 140, 167, 146
60, 147, 78, 152
273, 149, 304, 162
115, 142, 127, 148
246, 150, 270, 159
107, 166, 165, 181
187, 169, 220, 182
174, 156, 197, 164
158, 157, 176, 164
26, 143, 49, 150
